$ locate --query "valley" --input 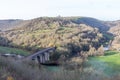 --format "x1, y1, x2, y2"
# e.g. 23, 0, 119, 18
0, 17, 120, 80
